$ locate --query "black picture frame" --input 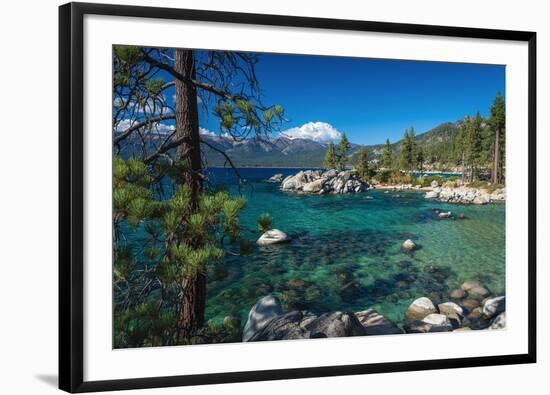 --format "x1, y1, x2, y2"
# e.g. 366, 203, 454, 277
59, 2, 537, 393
